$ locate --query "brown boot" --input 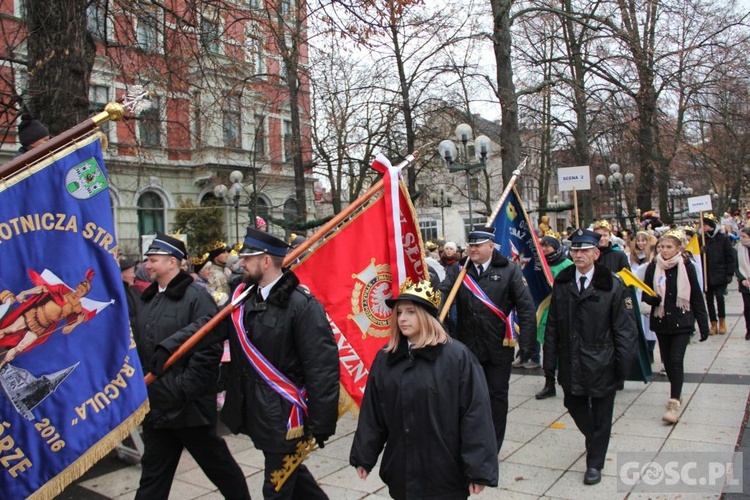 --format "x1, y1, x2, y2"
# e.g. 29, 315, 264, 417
719, 318, 727, 334
710, 321, 718, 335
